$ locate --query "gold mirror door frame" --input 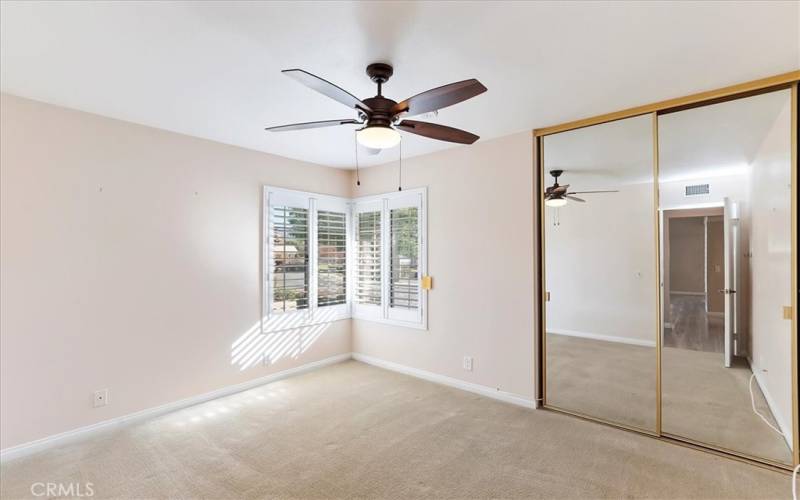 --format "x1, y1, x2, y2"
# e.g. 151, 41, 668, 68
533, 71, 800, 472
540, 115, 658, 434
